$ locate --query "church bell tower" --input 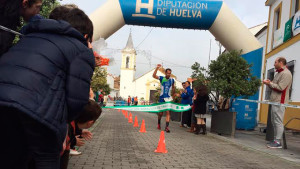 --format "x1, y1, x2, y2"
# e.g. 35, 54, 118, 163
120, 32, 136, 98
